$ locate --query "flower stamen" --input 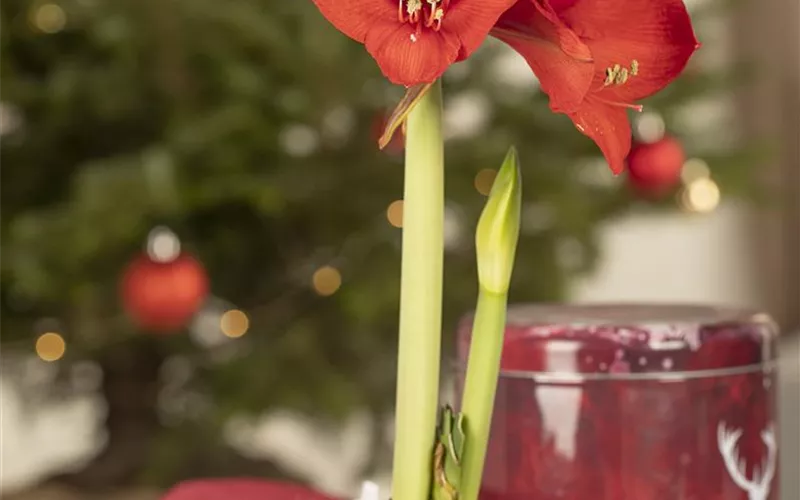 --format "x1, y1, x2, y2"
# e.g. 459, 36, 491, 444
398, 0, 446, 31
425, 10, 442, 29
404, 0, 423, 23
603, 60, 639, 87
